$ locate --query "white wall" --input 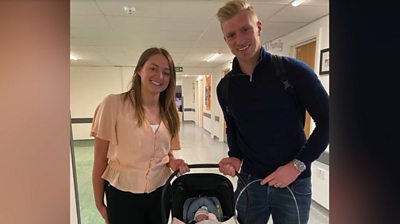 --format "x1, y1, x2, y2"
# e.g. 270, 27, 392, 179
210, 72, 226, 141
70, 66, 133, 139
203, 115, 212, 133
213, 61, 233, 143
